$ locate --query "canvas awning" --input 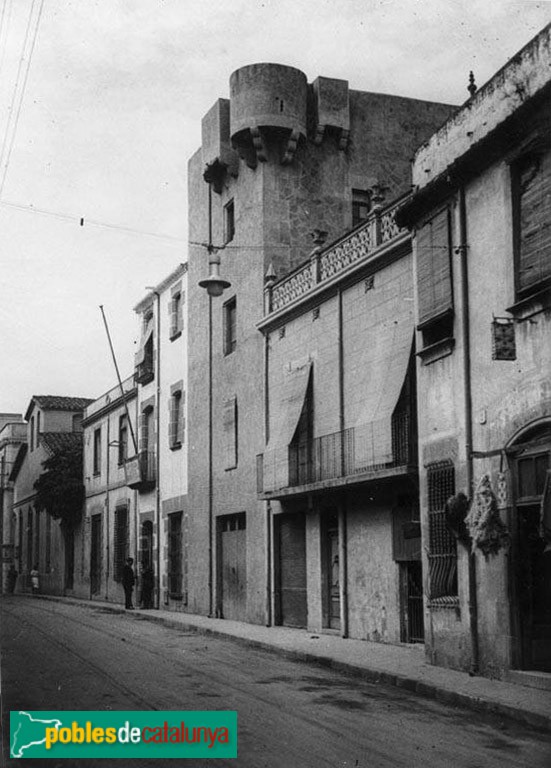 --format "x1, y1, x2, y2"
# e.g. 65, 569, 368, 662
134, 316, 154, 367
264, 360, 312, 491
353, 318, 413, 469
